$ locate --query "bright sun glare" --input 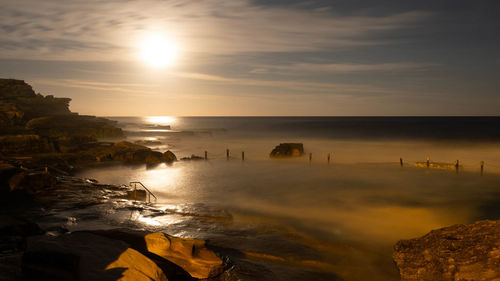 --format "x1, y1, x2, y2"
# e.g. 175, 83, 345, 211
140, 34, 178, 68
146, 116, 176, 125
